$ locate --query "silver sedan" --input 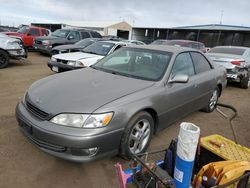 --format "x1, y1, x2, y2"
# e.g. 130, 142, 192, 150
16, 45, 227, 162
